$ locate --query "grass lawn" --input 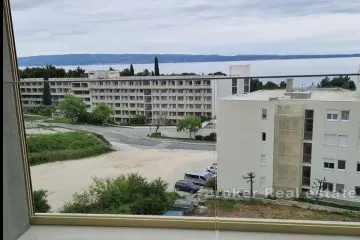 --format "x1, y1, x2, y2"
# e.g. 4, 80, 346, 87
23, 115, 43, 121
27, 131, 113, 166
202, 199, 360, 222
47, 117, 73, 124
